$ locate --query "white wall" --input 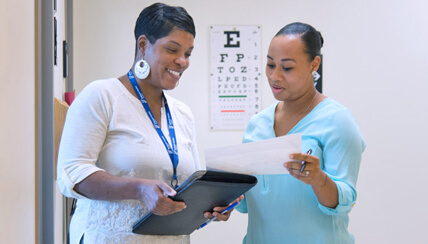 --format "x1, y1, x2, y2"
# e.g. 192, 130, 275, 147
73, 0, 428, 243
54, 0, 67, 100
0, 0, 36, 243
54, 0, 67, 243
